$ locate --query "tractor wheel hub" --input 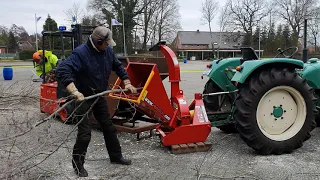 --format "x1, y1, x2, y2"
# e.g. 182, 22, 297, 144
256, 86, 306, 141
273, 106, 284, 118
